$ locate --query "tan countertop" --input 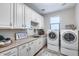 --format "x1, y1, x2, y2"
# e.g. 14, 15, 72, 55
0, 37, 38, 53
0, 35, 46, 53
